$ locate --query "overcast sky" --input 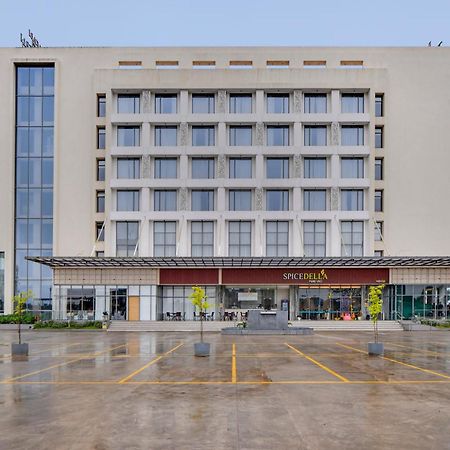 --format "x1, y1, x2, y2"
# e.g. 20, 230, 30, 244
3, 0, 449, 47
